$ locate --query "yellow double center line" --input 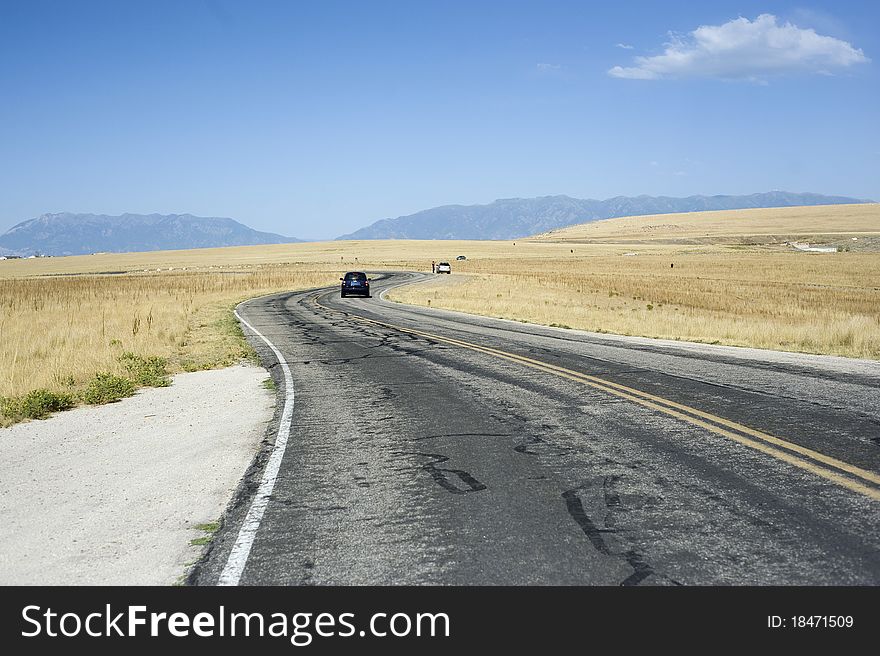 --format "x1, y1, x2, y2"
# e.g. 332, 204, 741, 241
315, 292, 879, 501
